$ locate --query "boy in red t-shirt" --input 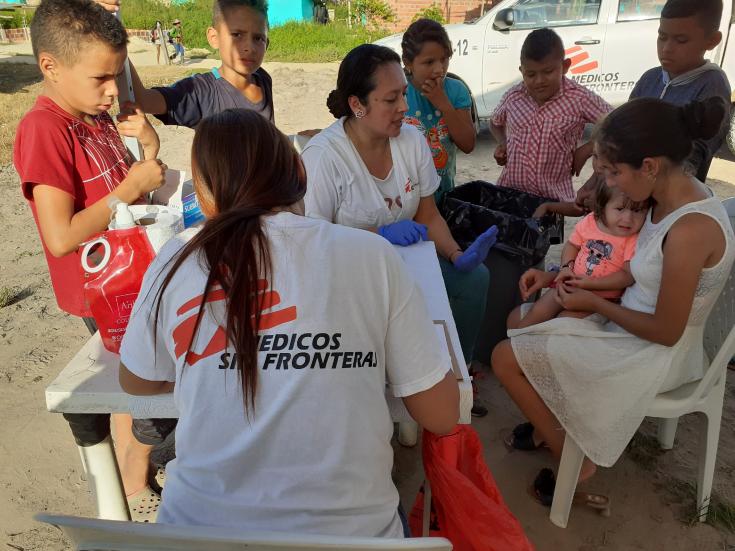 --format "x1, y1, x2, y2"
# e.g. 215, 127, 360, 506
13, 0, 167, 520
